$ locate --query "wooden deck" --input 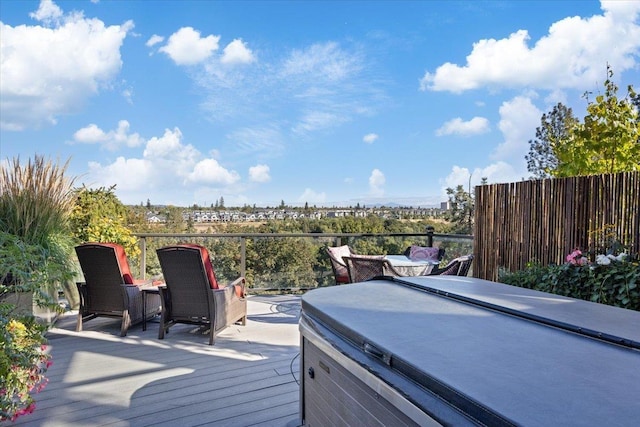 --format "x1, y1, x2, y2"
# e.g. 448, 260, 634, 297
12, 295, 302, 427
